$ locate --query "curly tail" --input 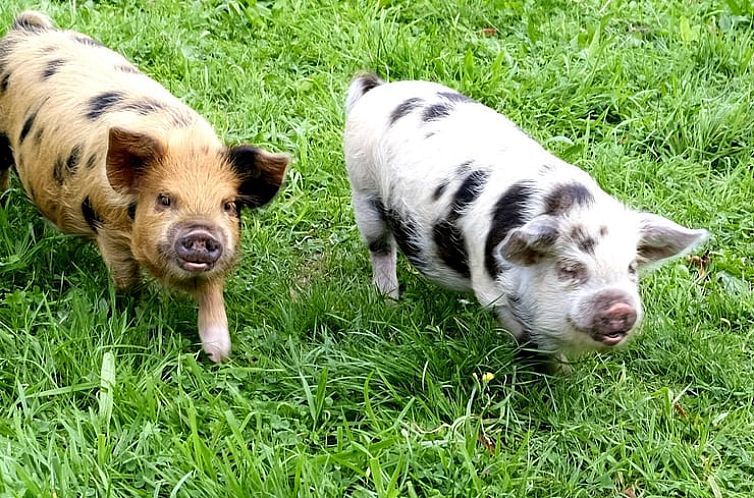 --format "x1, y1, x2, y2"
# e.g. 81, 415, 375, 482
345, 72, 384, 113
12, 11, 54, 32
